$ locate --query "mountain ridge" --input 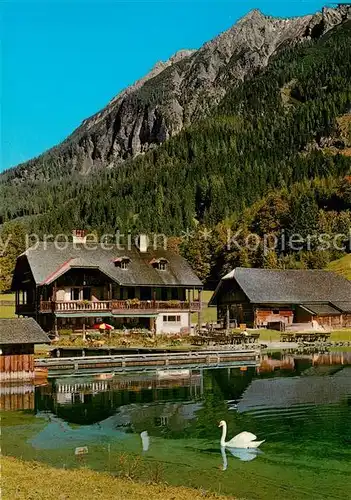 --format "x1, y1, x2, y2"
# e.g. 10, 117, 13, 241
1, 14, 351, 287
3, 5, 351, 182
